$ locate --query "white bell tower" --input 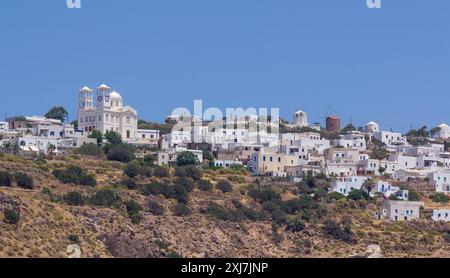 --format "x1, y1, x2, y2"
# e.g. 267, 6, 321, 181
96, 84, 112, 109
78, 87, 93, 110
